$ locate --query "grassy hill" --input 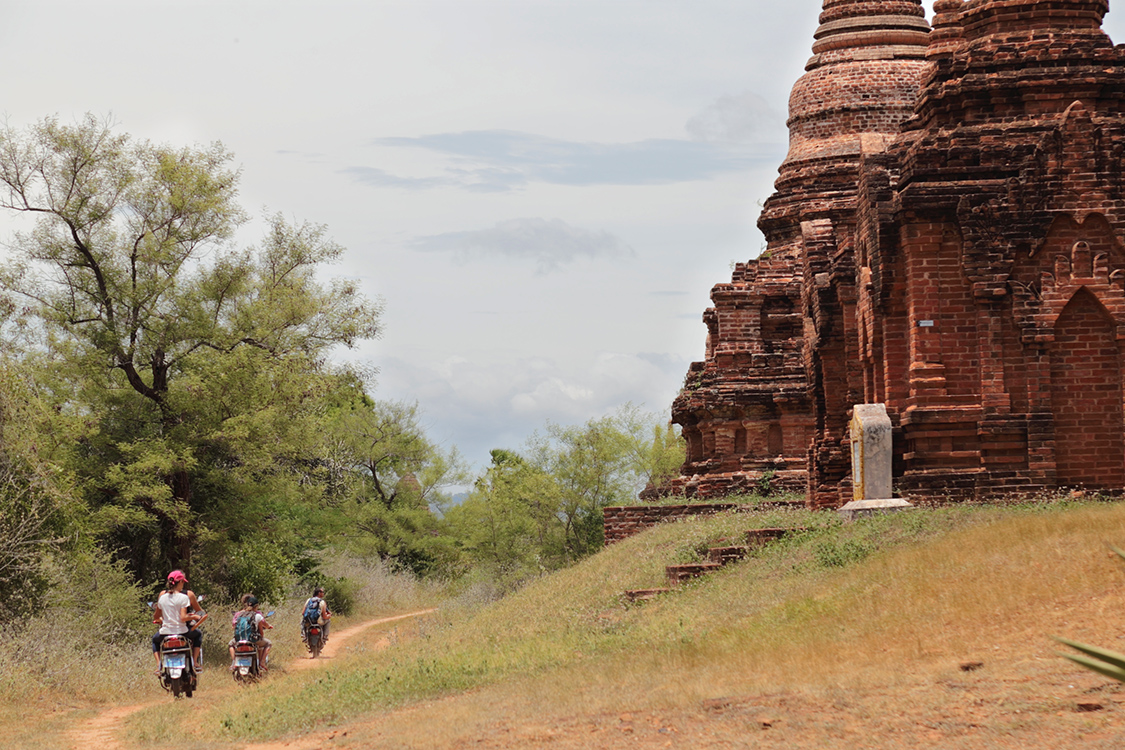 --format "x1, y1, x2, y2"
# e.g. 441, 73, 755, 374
120, 497, 1125, 748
